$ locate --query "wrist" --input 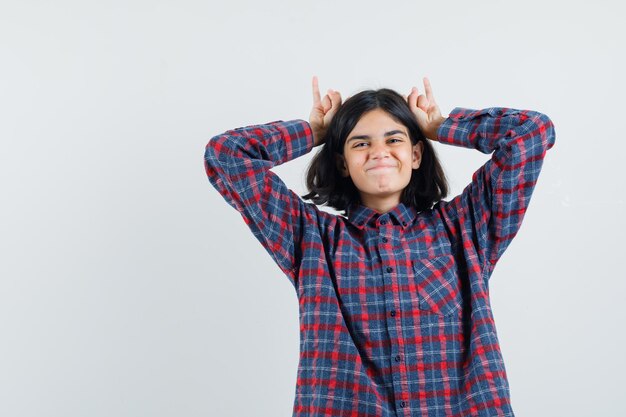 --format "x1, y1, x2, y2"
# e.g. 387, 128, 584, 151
312, 129, 326, 147
425, 116, 446, 141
